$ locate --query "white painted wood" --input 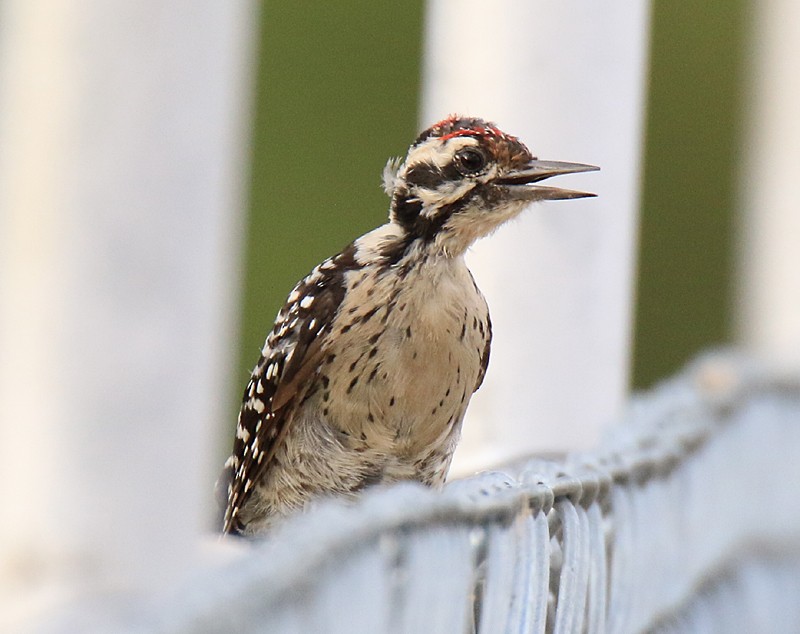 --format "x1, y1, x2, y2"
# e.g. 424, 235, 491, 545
0, 1, 255, 626
737, 0, 800, 371
3, 350, 798, 631
147, 354, 800, 634
420, 0, 651, 474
